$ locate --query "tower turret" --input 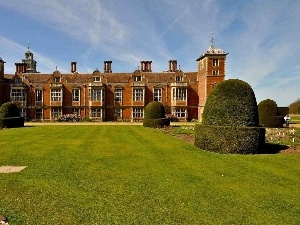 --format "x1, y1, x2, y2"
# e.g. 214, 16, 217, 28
197, 35, 228, 119
22, 44, 38, 73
